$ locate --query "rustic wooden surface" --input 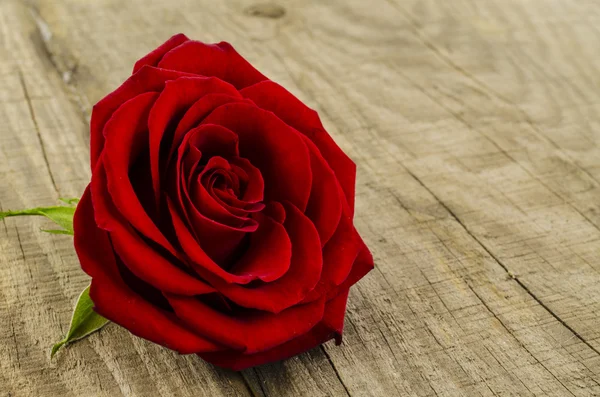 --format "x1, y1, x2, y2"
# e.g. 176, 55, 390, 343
2, 0, 600, 395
